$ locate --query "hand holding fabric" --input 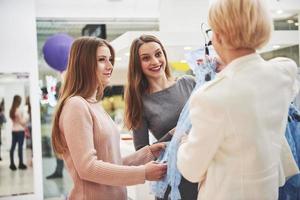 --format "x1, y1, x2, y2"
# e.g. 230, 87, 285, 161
145, 161, 167, 181
149, 143, 166, 158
